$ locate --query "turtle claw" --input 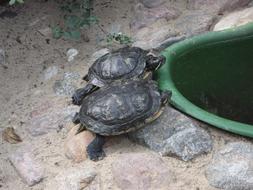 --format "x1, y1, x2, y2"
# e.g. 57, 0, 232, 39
72, 91, 83, 106
87, 147, 106, 161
